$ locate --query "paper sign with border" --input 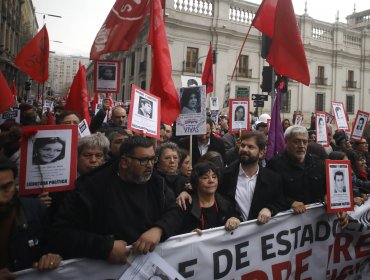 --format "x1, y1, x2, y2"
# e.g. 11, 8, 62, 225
332, 102, 349, 132
94, 60, 120, 93
325, 159, 354, 213
294, 114, 303, 126
19, 125, 78, 195
326, 113, 334, 124
210, 96, 218, 111
128, 85, 160, 139
176, 85, 206, 136
316, 111, 329, 147
0, 109, 20, 125
78, 119, 91, 137
350, 110, 369, 142
229, 98, 250, 133
180, 75, 202, 87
